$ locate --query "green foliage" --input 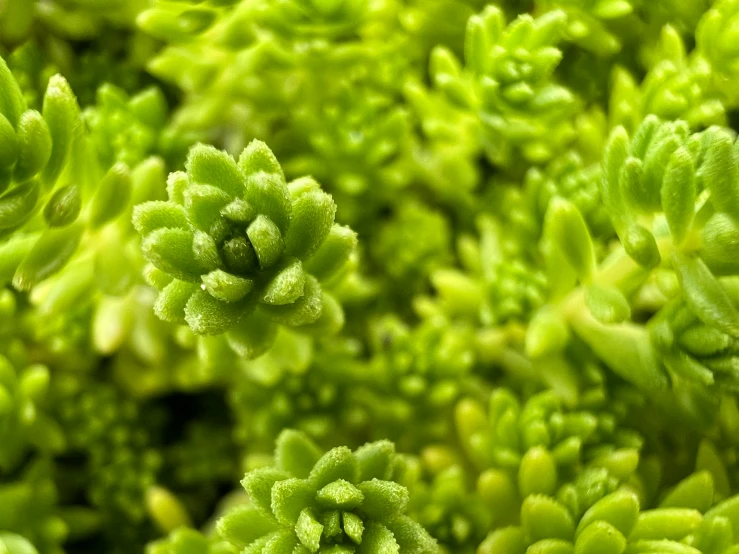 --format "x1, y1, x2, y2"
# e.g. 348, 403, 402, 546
216, 429, 438, 553
4, 1, 739, 553
134, 140, 355, 348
